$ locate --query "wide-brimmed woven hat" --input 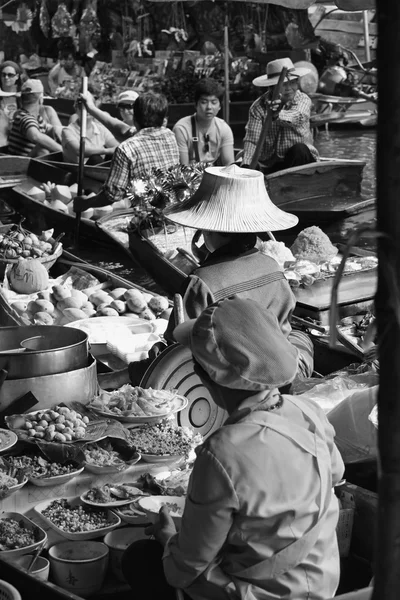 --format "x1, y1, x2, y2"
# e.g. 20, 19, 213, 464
173, 296, 299, 391
164, 165, 298, 232
253, 57, 311, 88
